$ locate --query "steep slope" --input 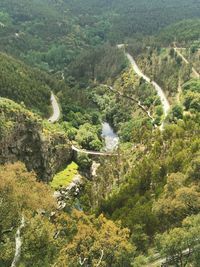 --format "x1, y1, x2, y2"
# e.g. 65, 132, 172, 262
126, 52, 170, 118
0, 98, 72, 181
158, 19, 200, 44
0, 1, 200, 266
1, 0, 200, 72
65, 0, 200, 39
0, 0, 90, 71
0, 53, 54, 116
